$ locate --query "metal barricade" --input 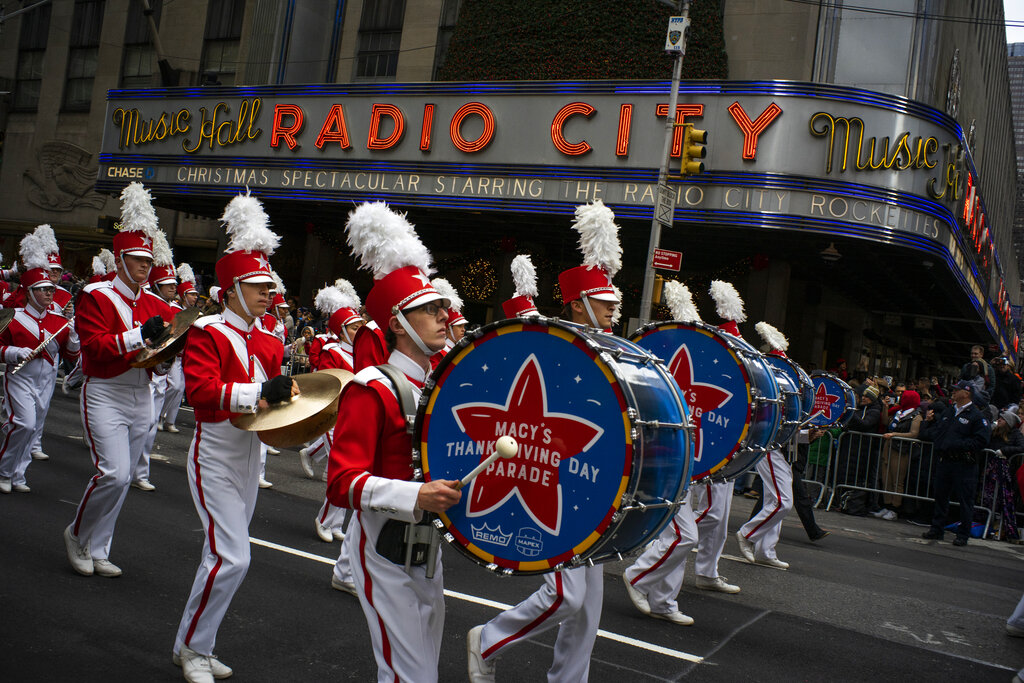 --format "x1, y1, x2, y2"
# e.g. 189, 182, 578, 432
797, 430, 835, 508
287, 353, 310, 377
